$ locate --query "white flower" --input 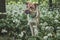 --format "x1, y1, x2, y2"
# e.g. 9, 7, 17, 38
33, 25, 37, 28
13, 19, 20, 23
43, 36, 48, 40
43, 22, 48, 26
55, 15, 58, 18
47, 33, 52, 37
34, 29, 38, 35
19, 32, 24, 37
40, 23, 43, 25
54, 19, 58, 22
45, 26, 49, 30
1, 29, 7, 33
57, 27, 60, 30
45, 26, 54, 31
41, 26, 45, 30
